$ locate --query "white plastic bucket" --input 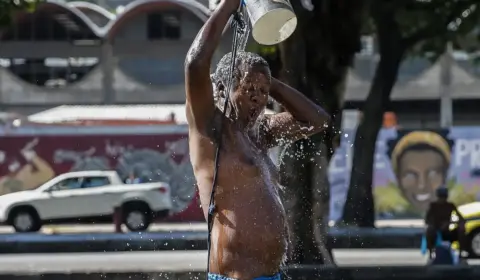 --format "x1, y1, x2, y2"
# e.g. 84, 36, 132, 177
244, 0, 297, 45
